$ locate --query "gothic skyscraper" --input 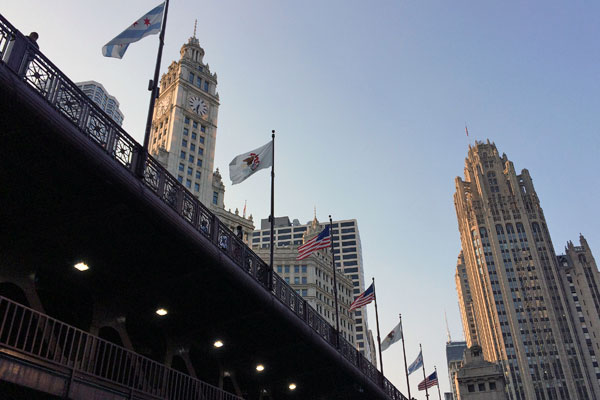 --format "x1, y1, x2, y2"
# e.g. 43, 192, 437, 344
454, 141, 599, 400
